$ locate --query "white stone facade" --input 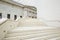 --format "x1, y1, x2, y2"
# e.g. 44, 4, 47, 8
24, 6, 37, 18
0, 1, 24, 20
0, 0, 37, 20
